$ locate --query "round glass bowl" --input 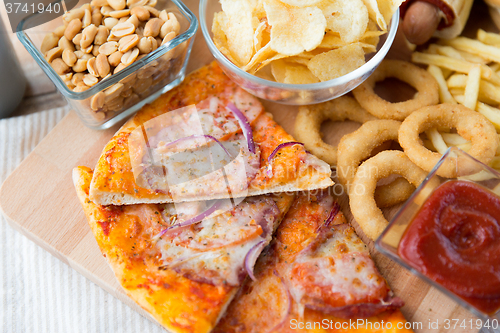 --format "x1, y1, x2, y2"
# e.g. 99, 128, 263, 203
200, 0, 399, 105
